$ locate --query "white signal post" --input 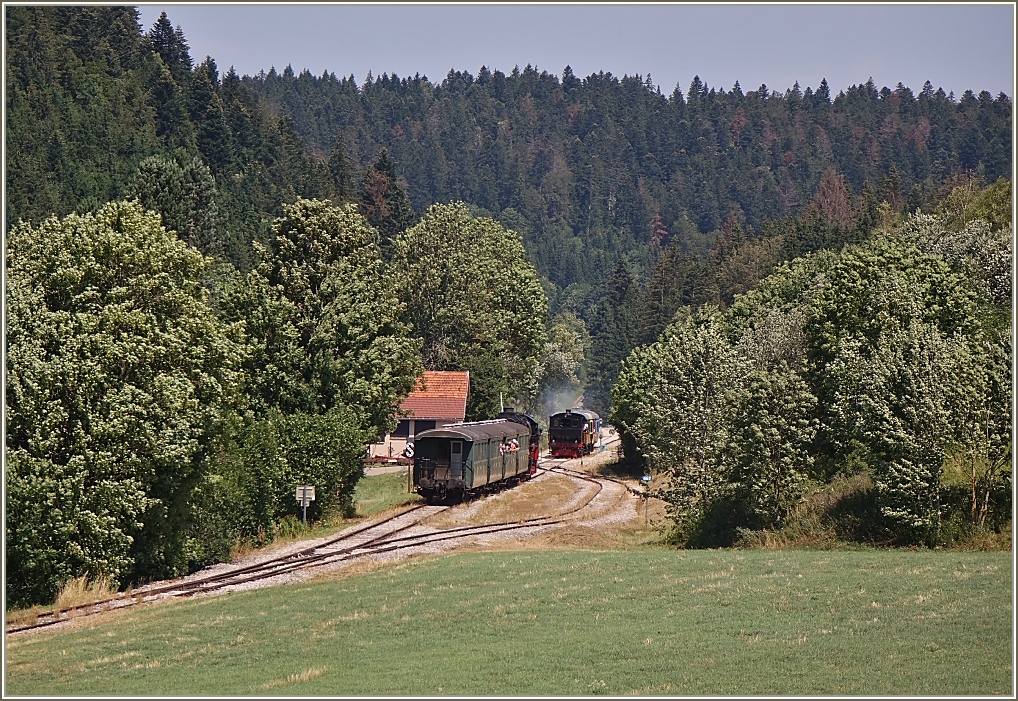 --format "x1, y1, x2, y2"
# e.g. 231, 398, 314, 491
296, 485, 316, 526
641, 475, 652, 525
404, 443, 414, 493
